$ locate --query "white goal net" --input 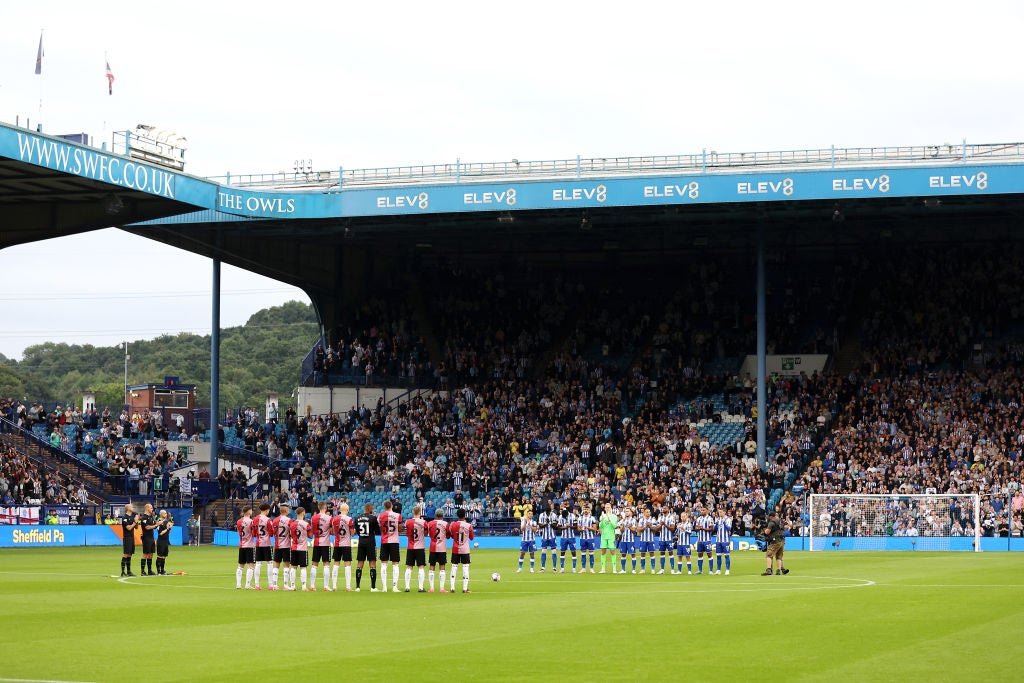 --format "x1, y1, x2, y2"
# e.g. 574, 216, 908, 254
808, 494, 981, 551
